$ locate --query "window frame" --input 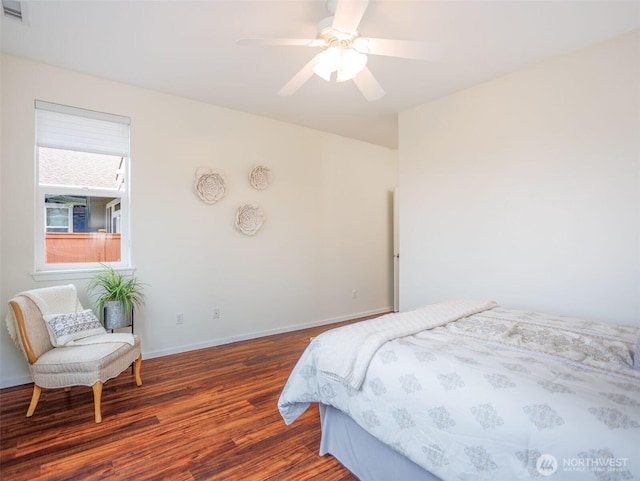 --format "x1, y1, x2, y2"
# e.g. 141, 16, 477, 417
33, 101, 132, 277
